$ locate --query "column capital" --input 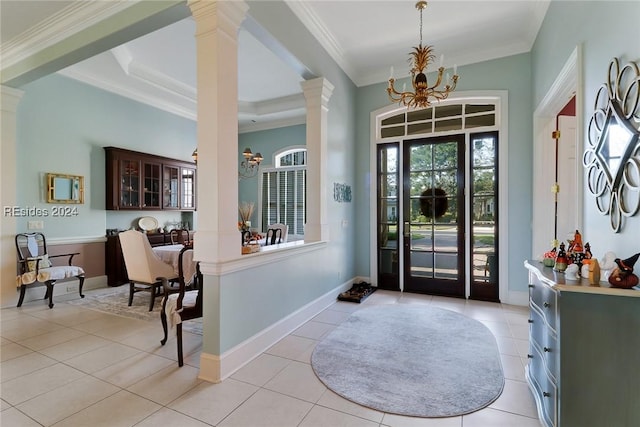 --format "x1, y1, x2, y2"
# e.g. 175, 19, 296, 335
301, 78, 334, 108
188, 0, 248, 37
